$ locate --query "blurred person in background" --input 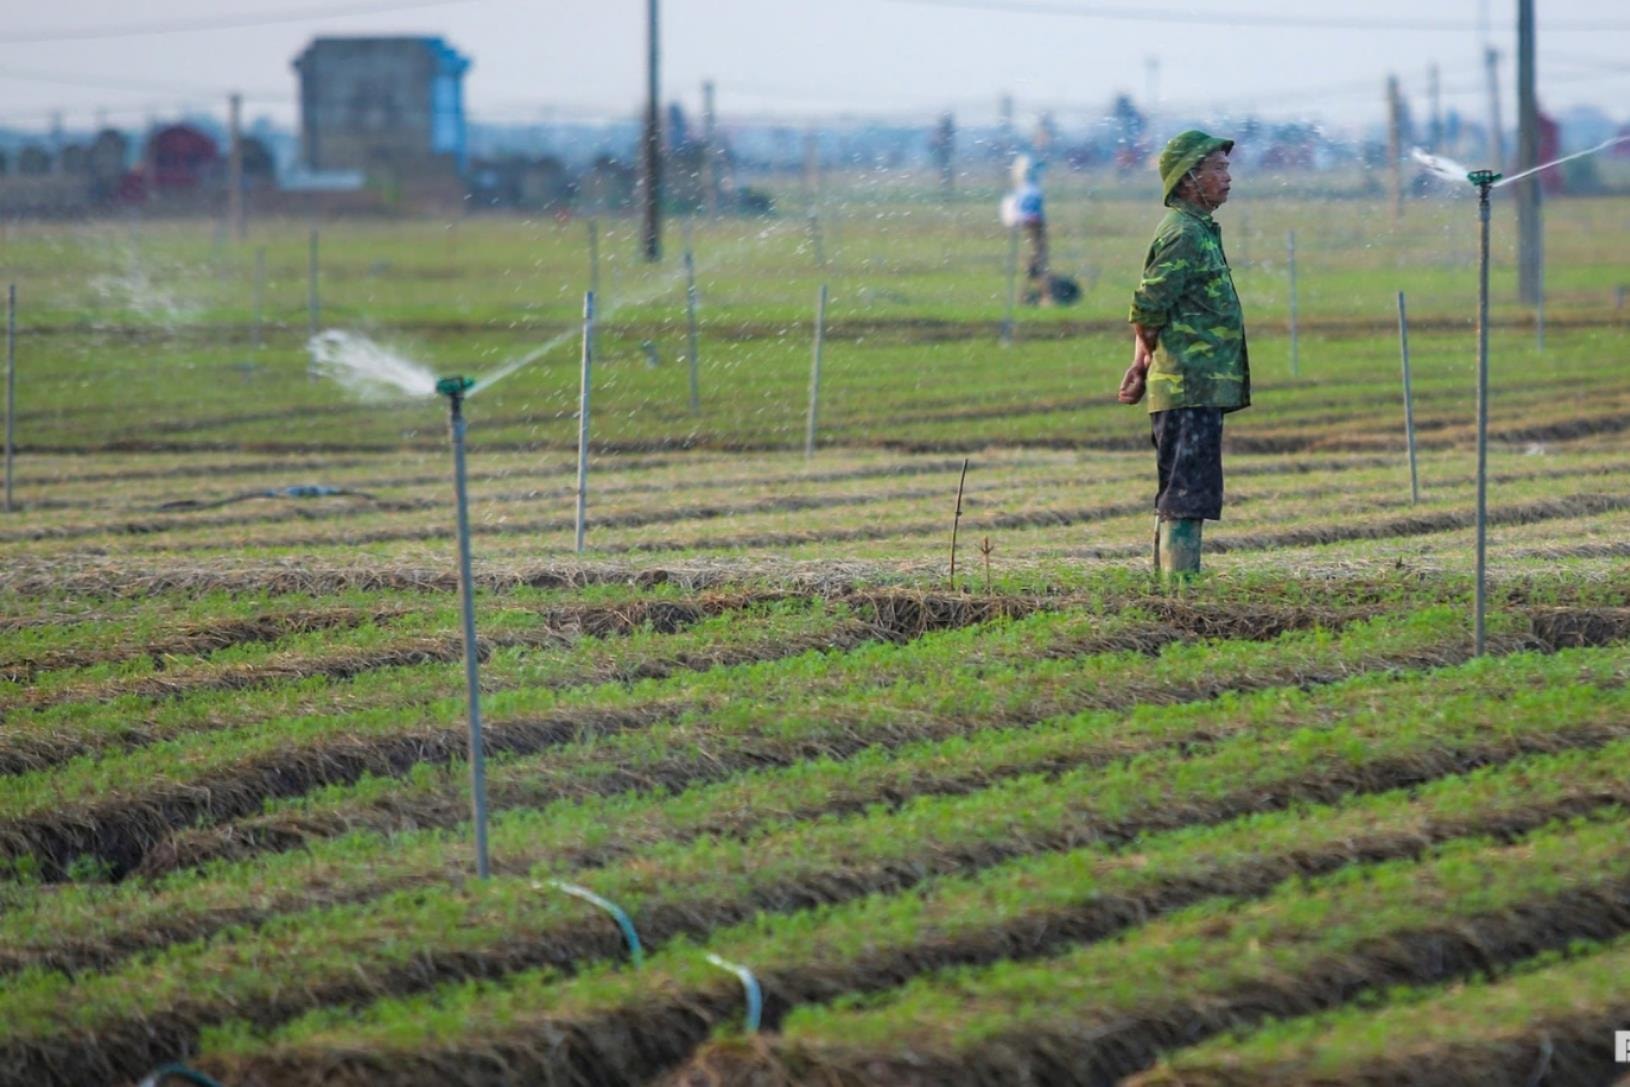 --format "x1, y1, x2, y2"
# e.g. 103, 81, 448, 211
1001, 153, 1053, 305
